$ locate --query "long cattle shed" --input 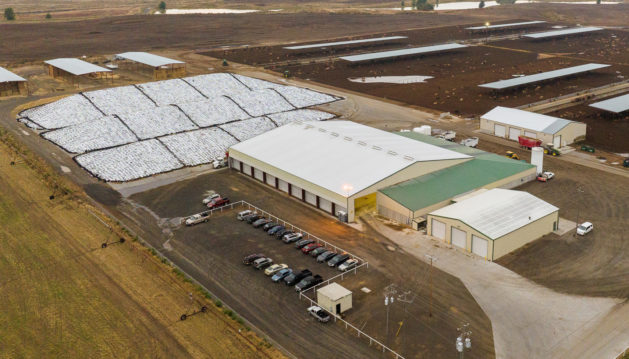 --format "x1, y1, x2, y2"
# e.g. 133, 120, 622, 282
44, 58, 112, 85
116, 52, 186, 79
427, 188, 559, 261
228, 120, 471, 222
480, 106, 587, 148
0, 66, 27, 97
377, 132, 536, 227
